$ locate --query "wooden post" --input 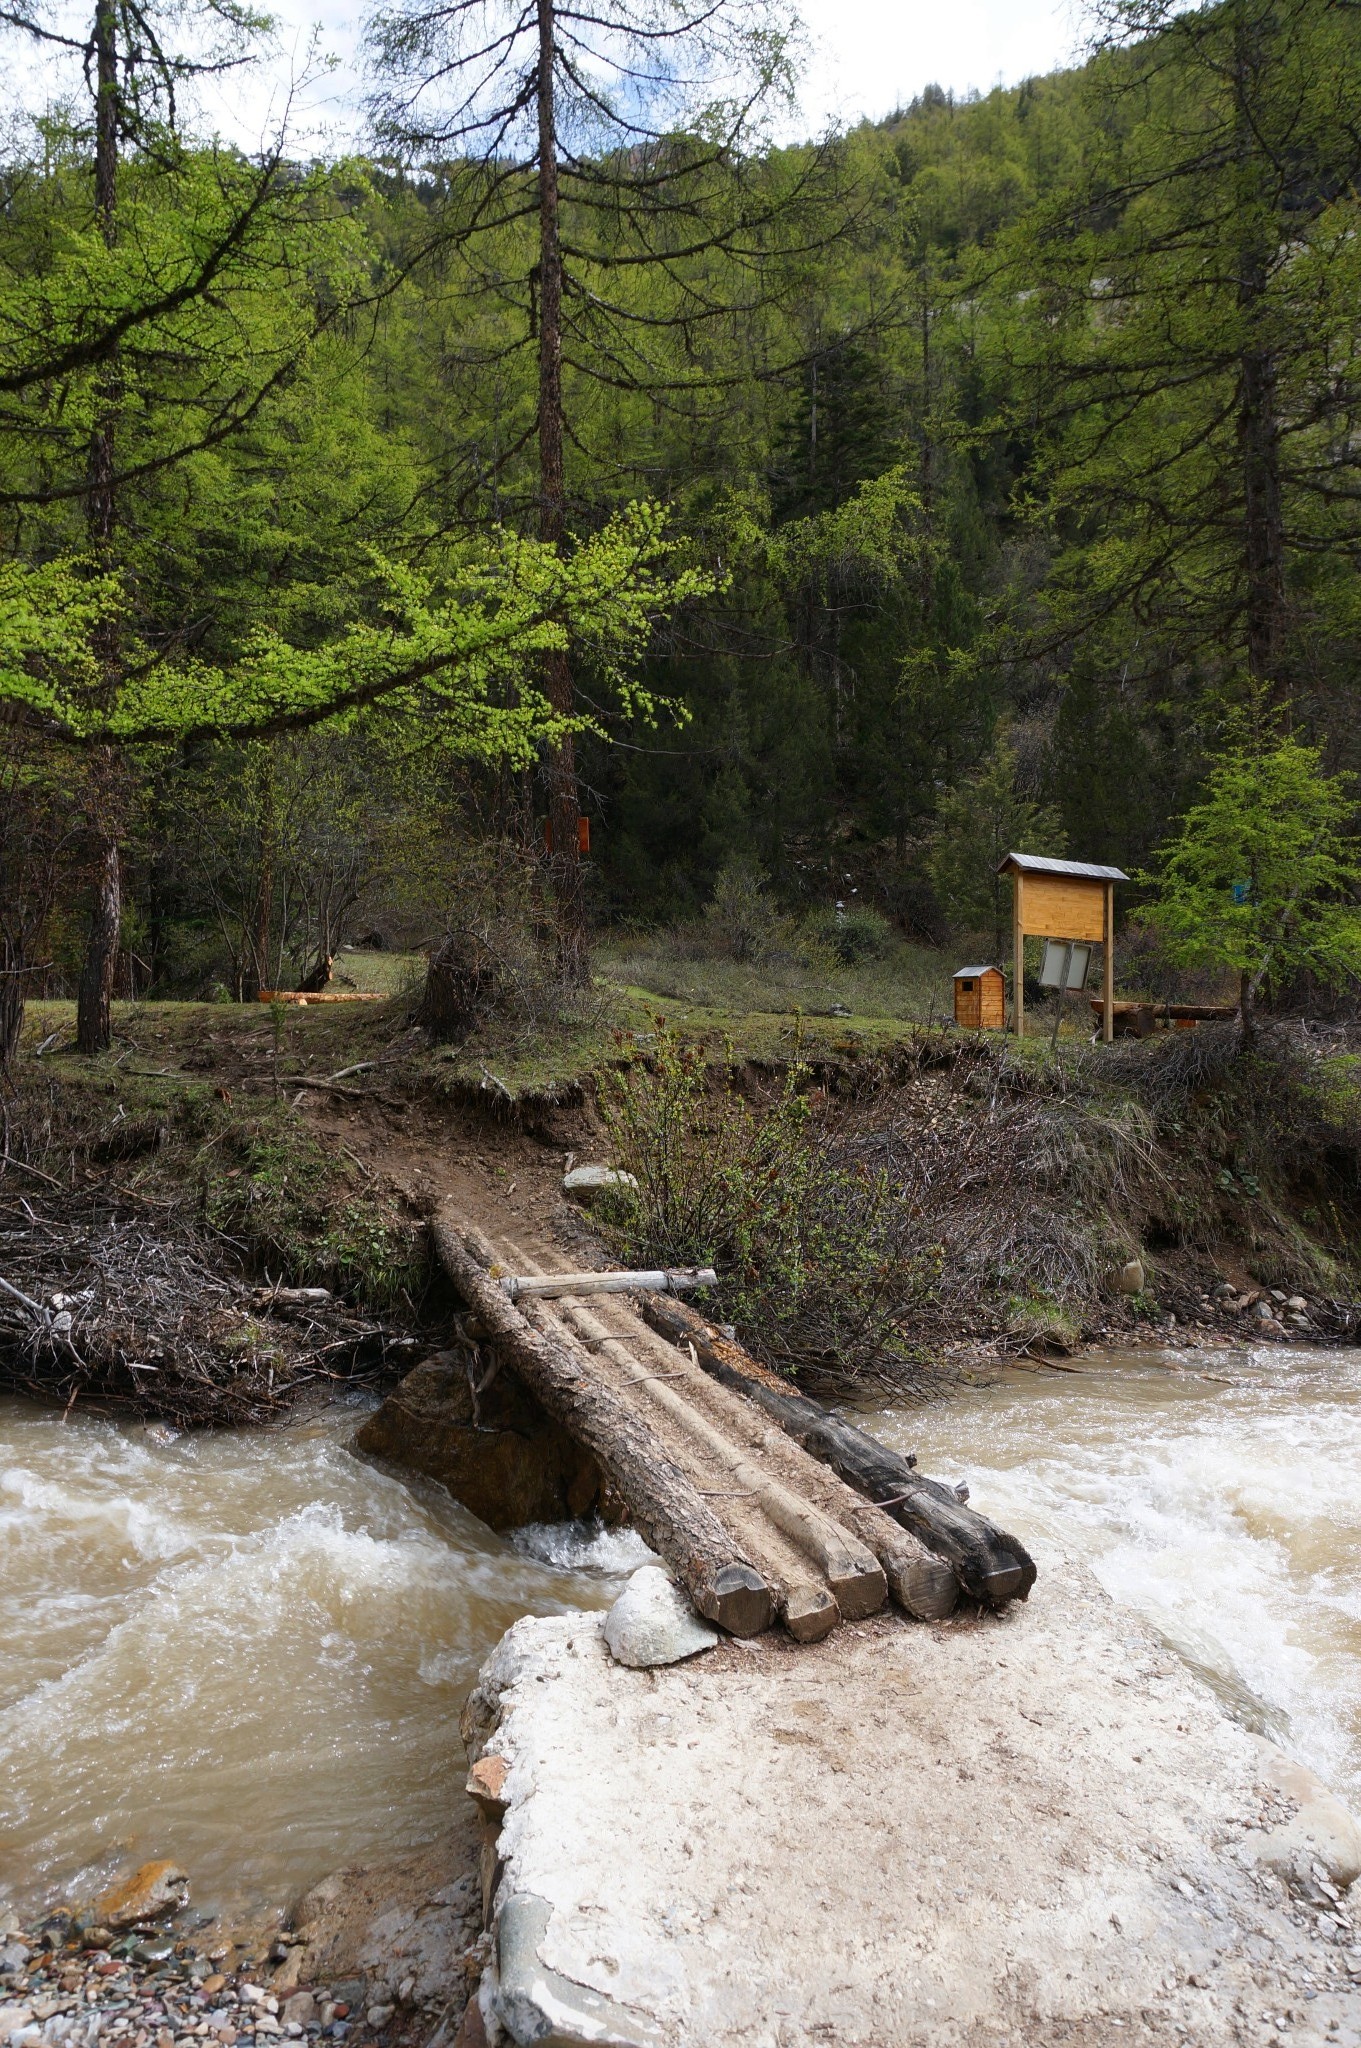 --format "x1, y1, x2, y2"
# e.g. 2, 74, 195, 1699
1012, 870, 1025, 1038
1102, 881, 1115, 1044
